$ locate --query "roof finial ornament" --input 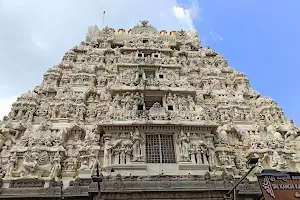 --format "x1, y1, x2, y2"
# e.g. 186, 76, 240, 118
102, 11, 106, 29
140, 20, 149, 27
178, 29, 185, 36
